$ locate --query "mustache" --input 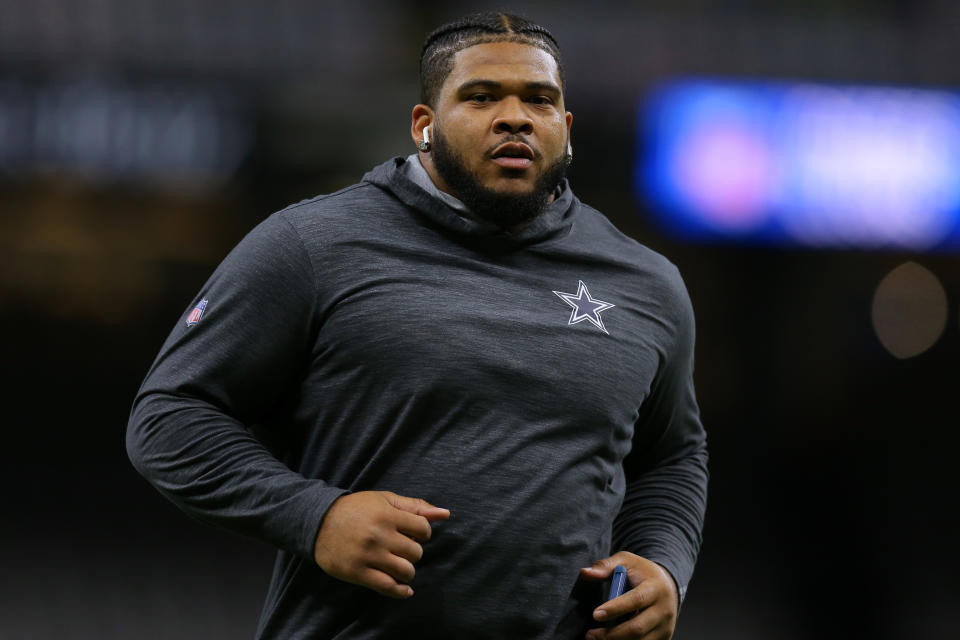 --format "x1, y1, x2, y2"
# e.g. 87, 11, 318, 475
483, 135, 542, 160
